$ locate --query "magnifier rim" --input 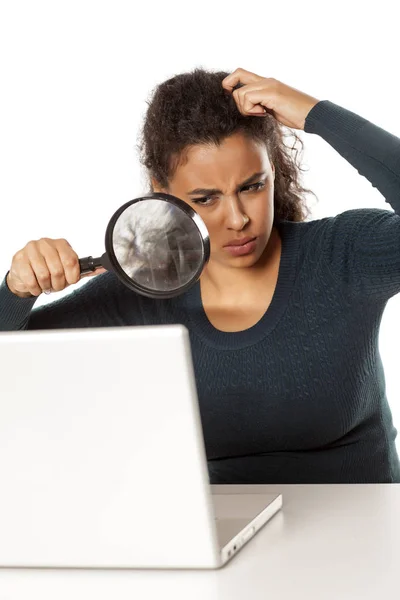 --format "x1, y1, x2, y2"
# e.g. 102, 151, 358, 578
104, 192, 210, 299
